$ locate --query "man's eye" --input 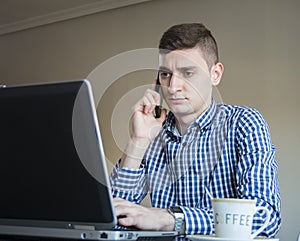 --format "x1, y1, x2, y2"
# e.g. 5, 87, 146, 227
184, 71, 194, 78
159, 72, 172, 79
